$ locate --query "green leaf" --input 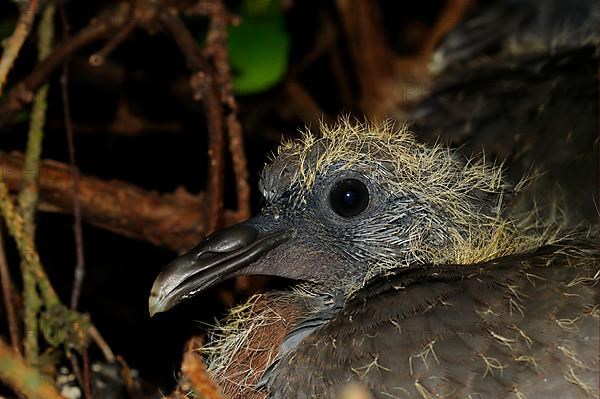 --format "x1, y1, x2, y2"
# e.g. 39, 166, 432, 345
228, 0, 289, 95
